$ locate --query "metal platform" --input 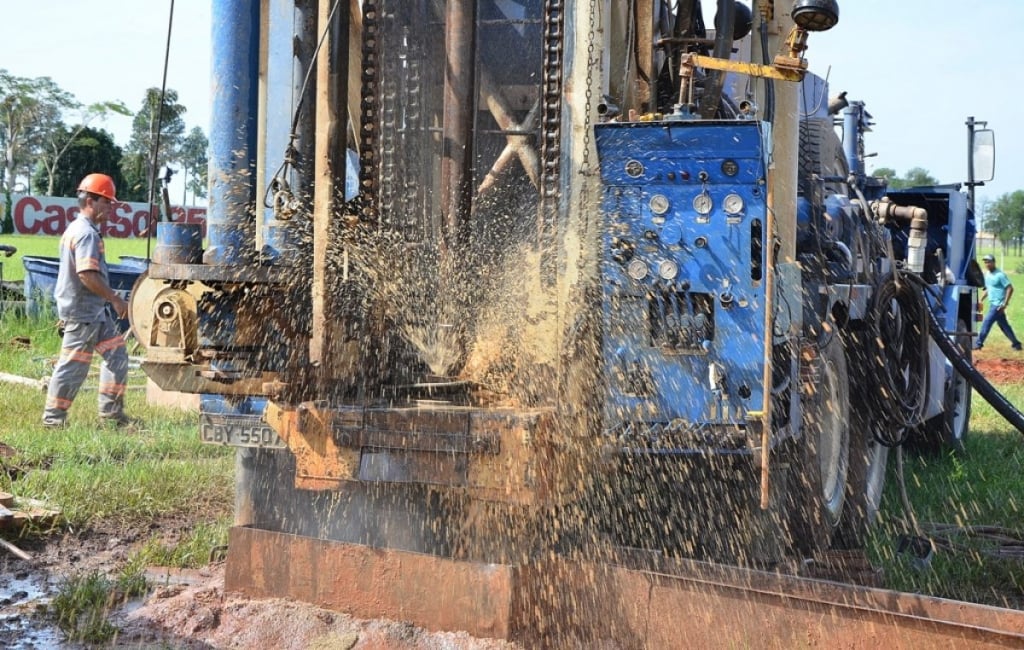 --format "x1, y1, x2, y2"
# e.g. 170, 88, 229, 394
225, 526, 1024, 647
